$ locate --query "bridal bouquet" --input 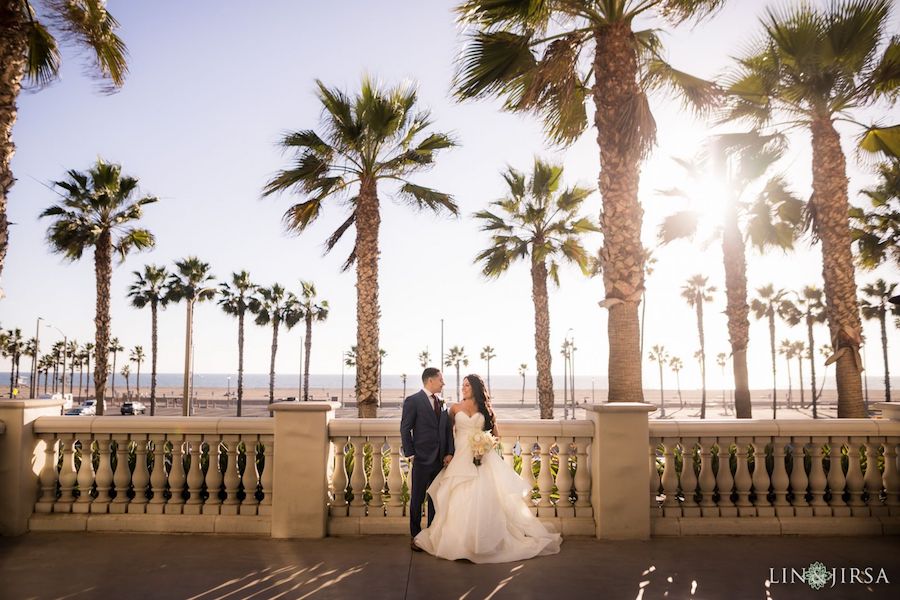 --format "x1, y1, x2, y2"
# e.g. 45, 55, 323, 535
469, 430, 498, 466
